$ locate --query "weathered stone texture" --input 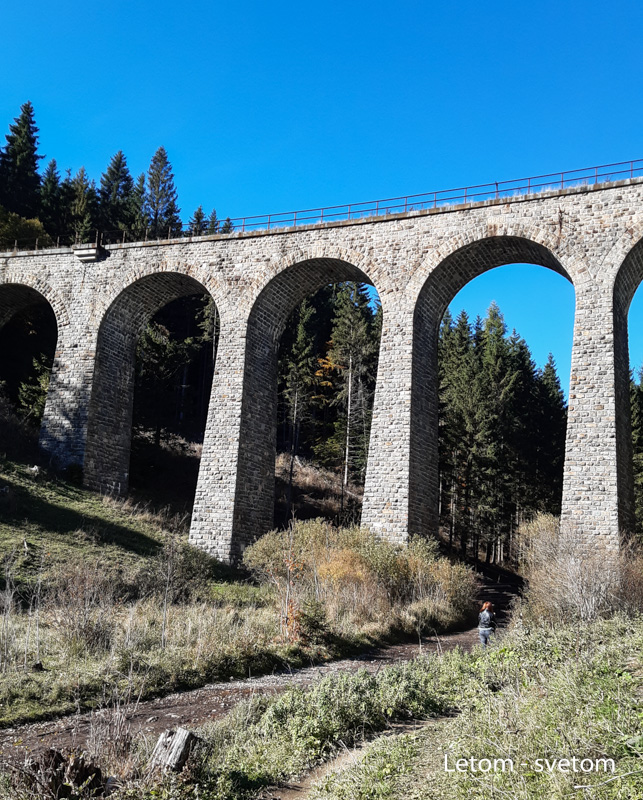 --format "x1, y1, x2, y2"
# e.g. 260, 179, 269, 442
1, 179, 643, 560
